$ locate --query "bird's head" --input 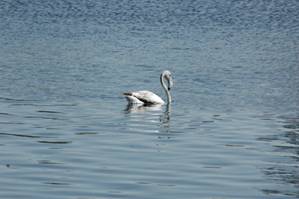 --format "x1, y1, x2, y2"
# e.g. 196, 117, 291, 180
162, 70, 173, 91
